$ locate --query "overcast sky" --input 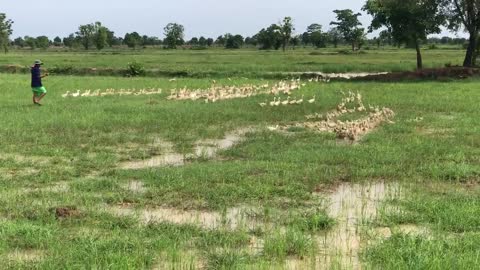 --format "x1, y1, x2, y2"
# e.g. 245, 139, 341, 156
3, 0, 459, 39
